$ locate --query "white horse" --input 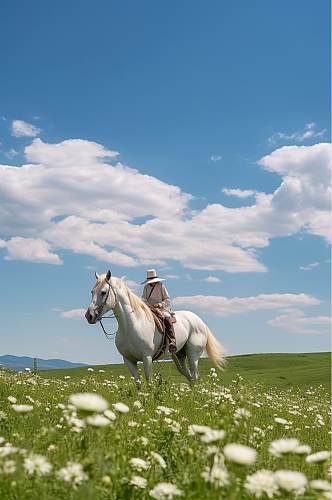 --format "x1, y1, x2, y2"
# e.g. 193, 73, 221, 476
85, 270, 225, 386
